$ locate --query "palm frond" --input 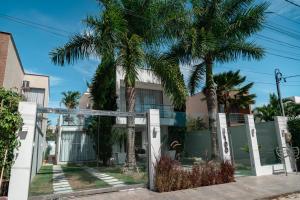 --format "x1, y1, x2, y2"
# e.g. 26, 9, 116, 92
50, 33, 95, 66
188, 62, 206, 95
